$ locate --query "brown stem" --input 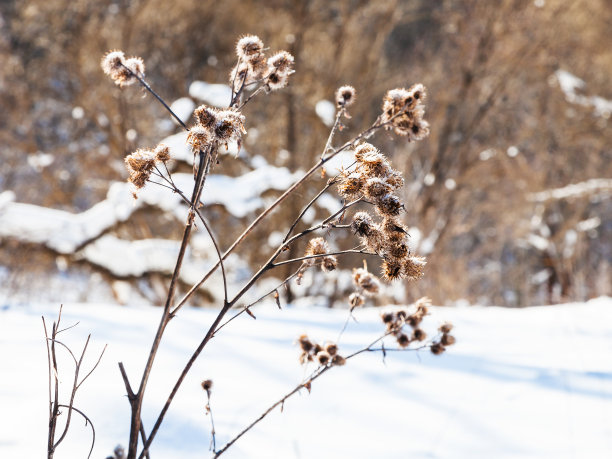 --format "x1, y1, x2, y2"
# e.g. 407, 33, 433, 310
126, 149, 209, 459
